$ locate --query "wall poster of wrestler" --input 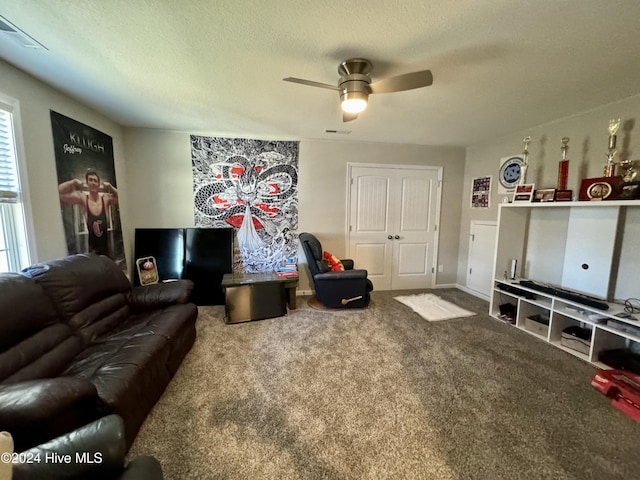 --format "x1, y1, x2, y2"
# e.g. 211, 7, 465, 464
50, 111, 126, 270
